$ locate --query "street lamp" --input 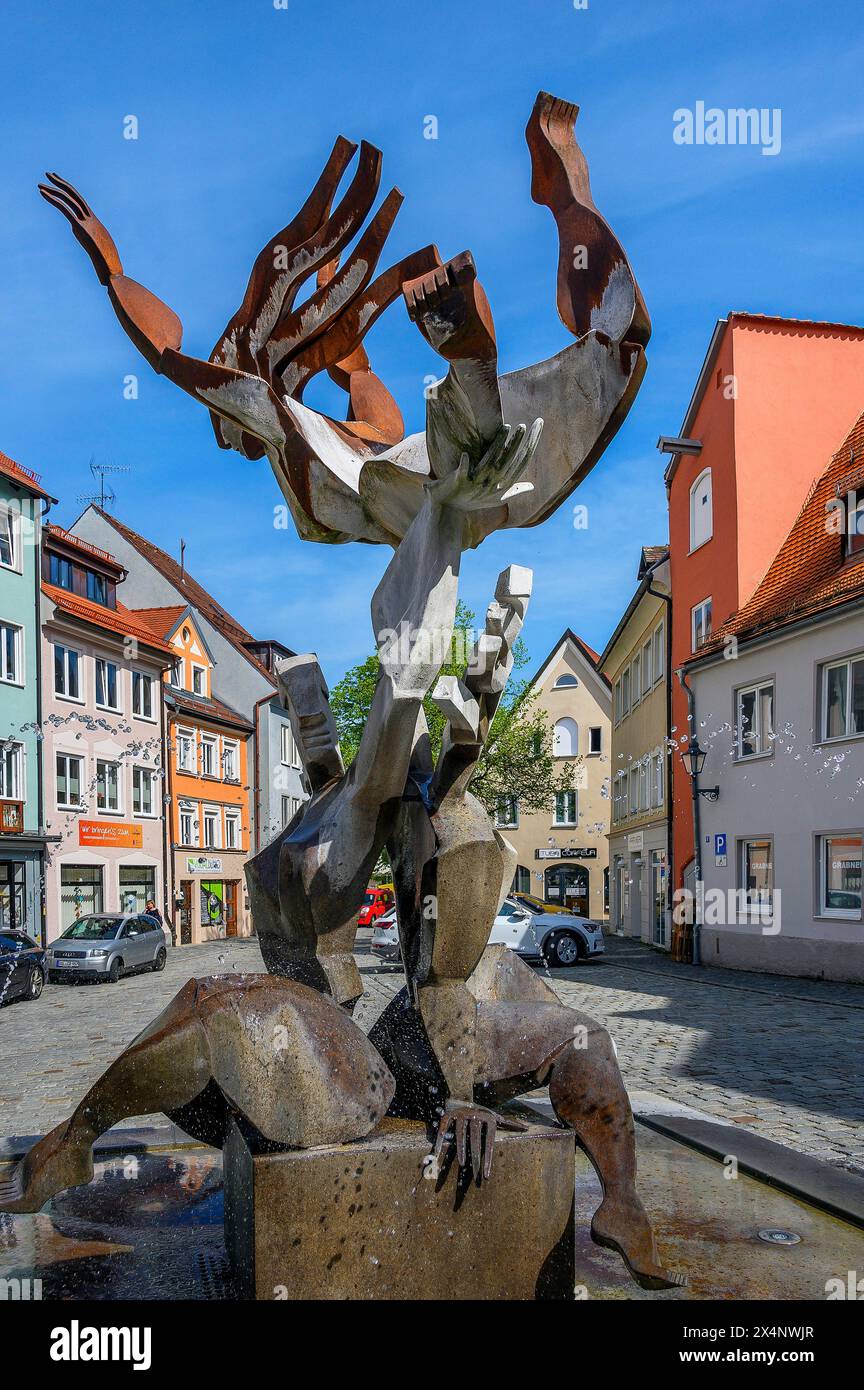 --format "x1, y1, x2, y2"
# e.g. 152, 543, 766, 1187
681, 739, 719, 801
